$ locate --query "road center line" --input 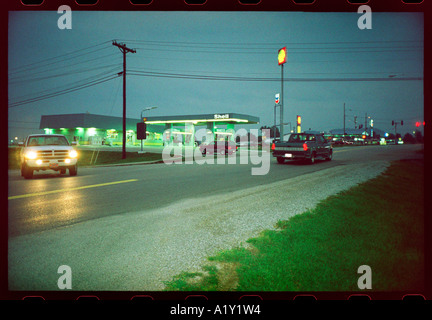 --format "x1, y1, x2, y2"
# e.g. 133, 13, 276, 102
8, 179, 138, 200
